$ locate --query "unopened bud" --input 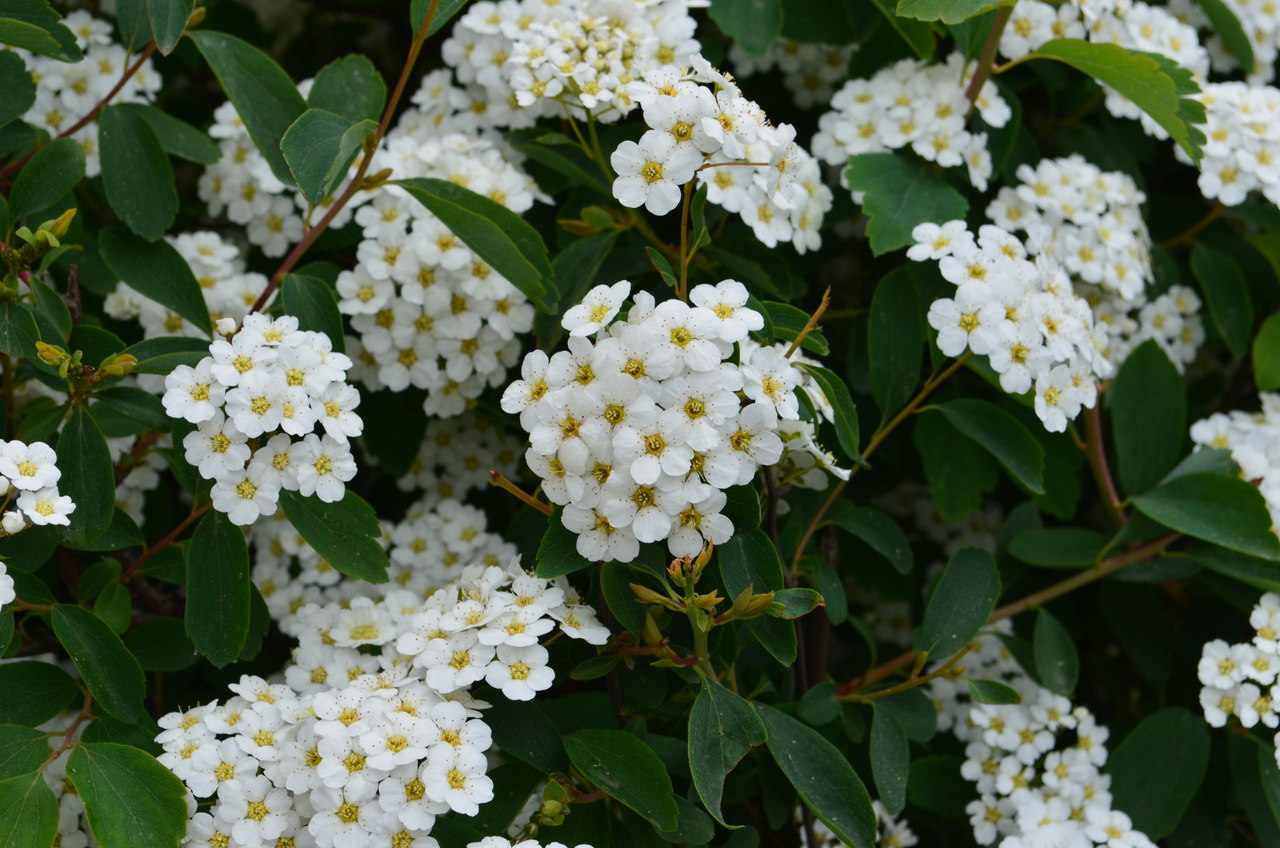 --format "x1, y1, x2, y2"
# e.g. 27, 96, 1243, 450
1, 510, 25, 535
540, 799, 563, 818
186, 5, 207, 28
215, 317, 238, 336
694, 590, 724, 610
580, 205, 616, 230
740, 591, 776, 620
630, 583, 668, 607
45, 208, 76, 240
728, 585, 756, 618
35, 341, 68, 367
97, 353, 137, 378
640, 611, 663, 646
